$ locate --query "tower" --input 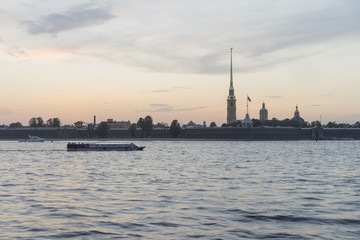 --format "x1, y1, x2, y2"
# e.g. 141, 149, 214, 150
259, 102, 268, 122
227, 48, 237, 124
292, 105, 305, 124
294, 105, 300, 120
